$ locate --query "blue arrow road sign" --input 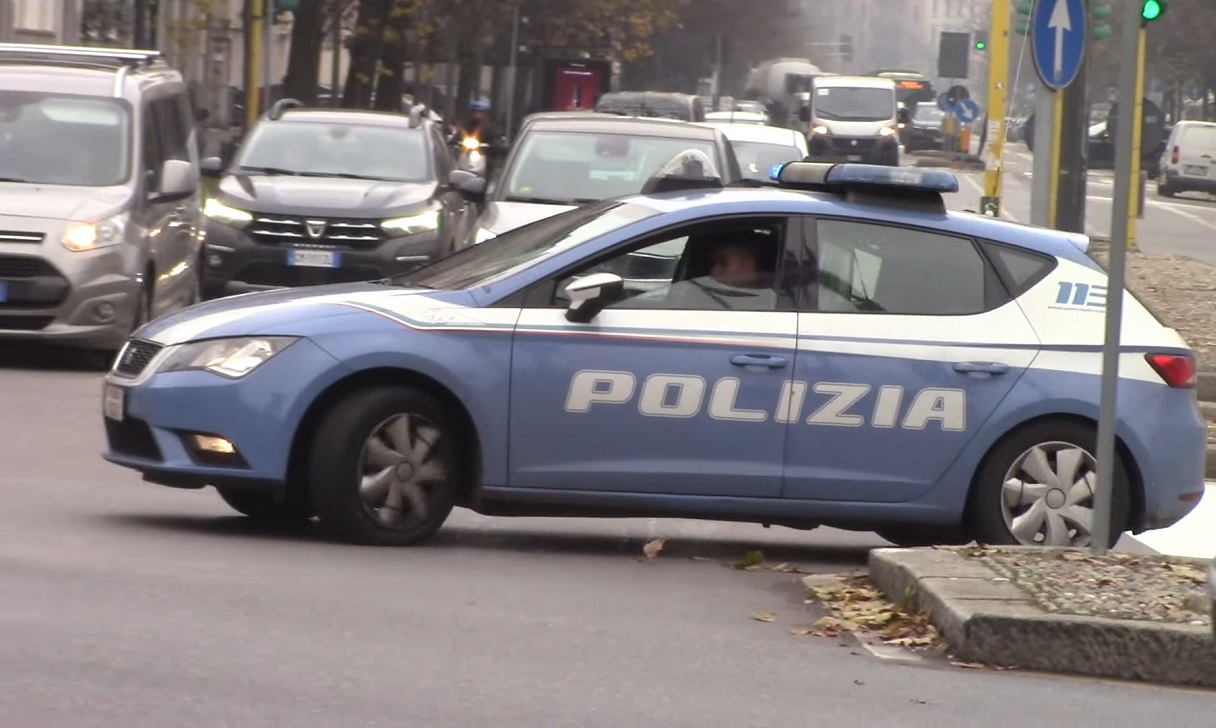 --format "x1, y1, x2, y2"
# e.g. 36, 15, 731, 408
954, 99, 981, 124
1032, 0, 1087, 90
